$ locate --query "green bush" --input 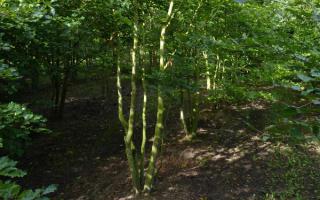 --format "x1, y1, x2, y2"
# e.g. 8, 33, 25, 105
0, 104, 57, 199
0, 156, 57, 200
0, 102, 50, 156
264, 70, 320, 144
208, 82, 275, 105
